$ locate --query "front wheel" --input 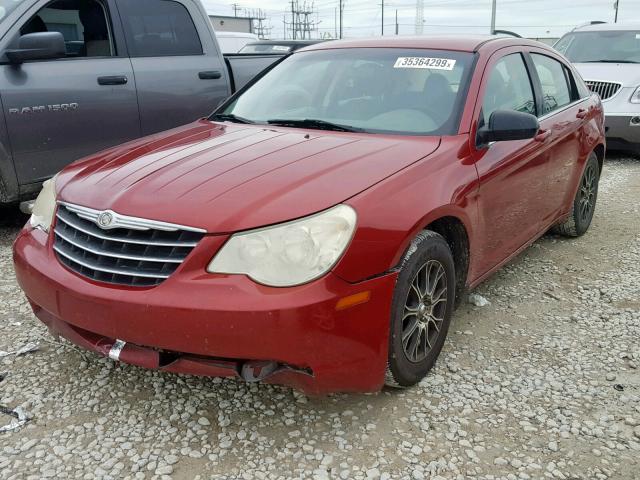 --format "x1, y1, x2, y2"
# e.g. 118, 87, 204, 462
385, 231, 456, 388
552, 152, 600, 237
